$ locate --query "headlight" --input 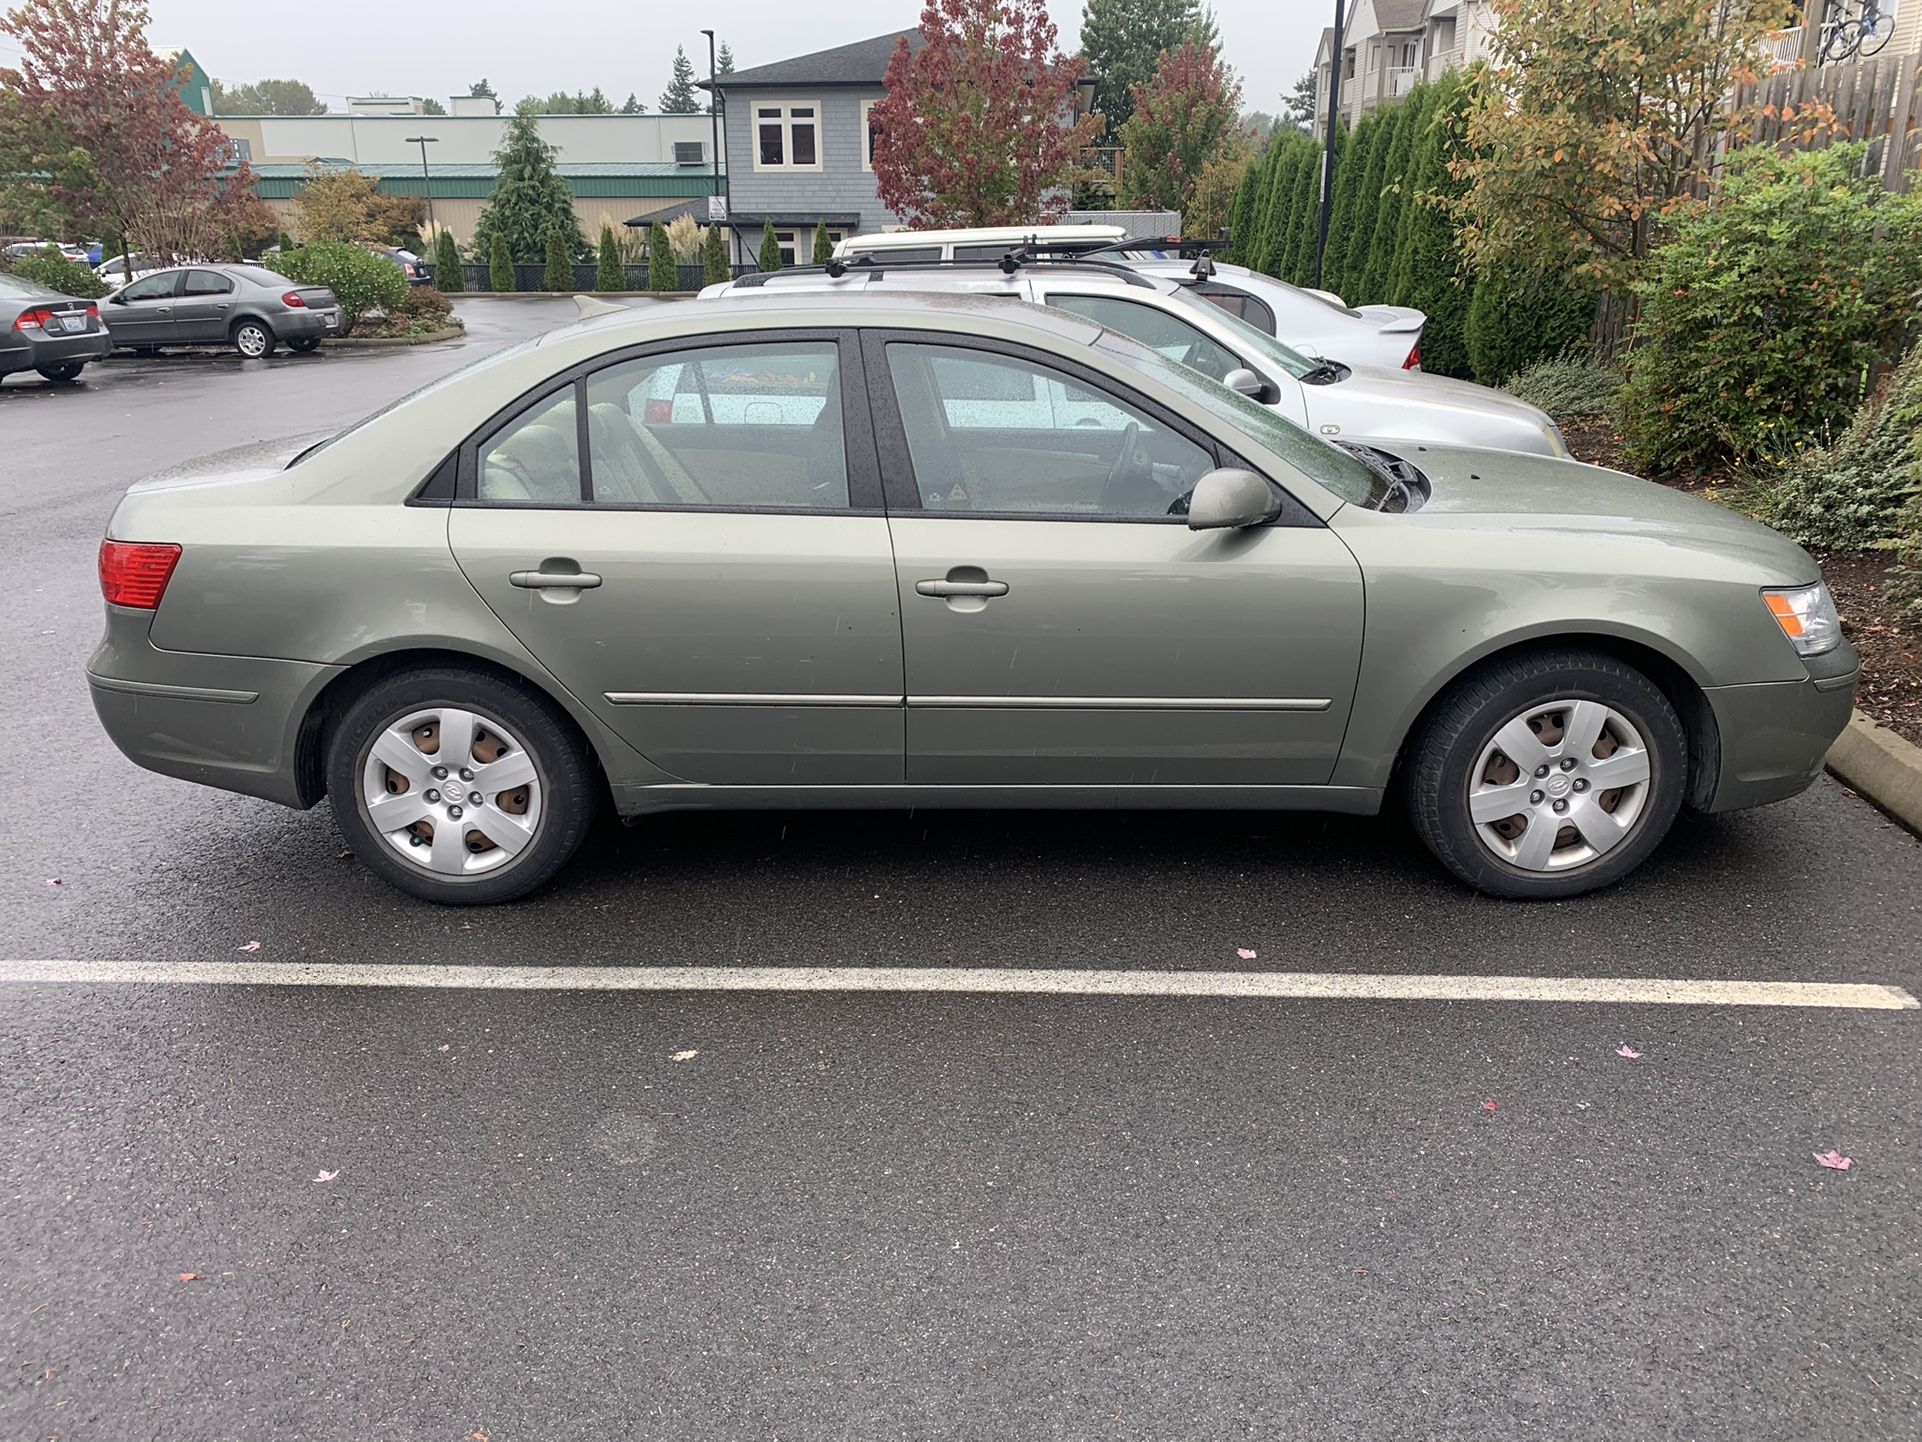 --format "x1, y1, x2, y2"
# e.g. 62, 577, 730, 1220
1762, 583, 1842, 657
